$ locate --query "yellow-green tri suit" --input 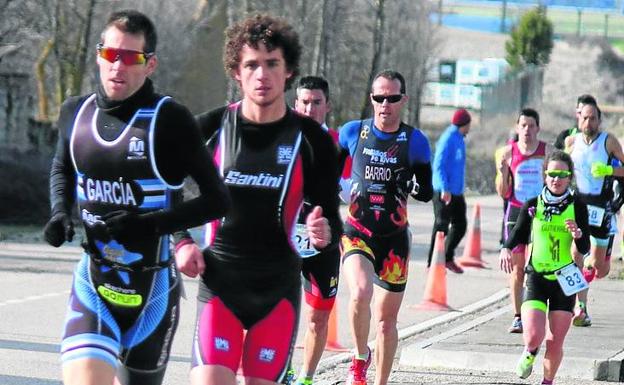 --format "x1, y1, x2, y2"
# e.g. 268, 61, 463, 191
530, 198, 575, 278
504, 191, 590, 314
